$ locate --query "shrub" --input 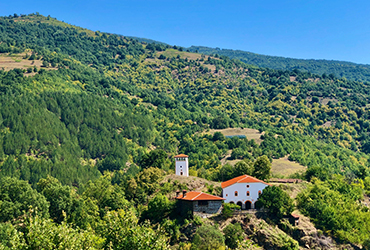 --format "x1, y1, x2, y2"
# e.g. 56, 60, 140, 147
191, 224, 225, 250
222, 203, 240, 219
223, 223, 244, 249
